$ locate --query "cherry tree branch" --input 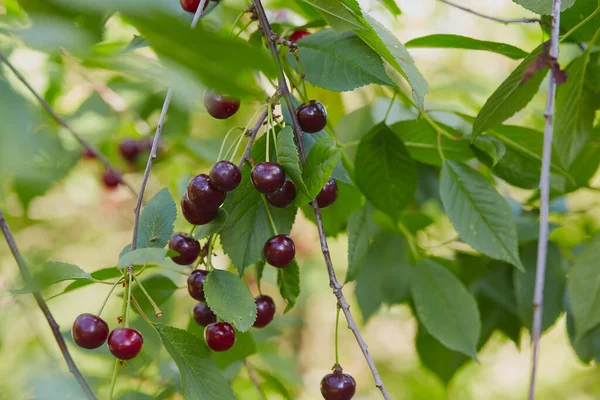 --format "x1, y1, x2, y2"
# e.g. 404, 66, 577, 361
0, 208, 97, 400
250, 1, 391, 398
529, 0, 562, 399
243, 360, 267, 400
438, 0, 547, 26
0, 52, 137, 197
238, 108, 269, 169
